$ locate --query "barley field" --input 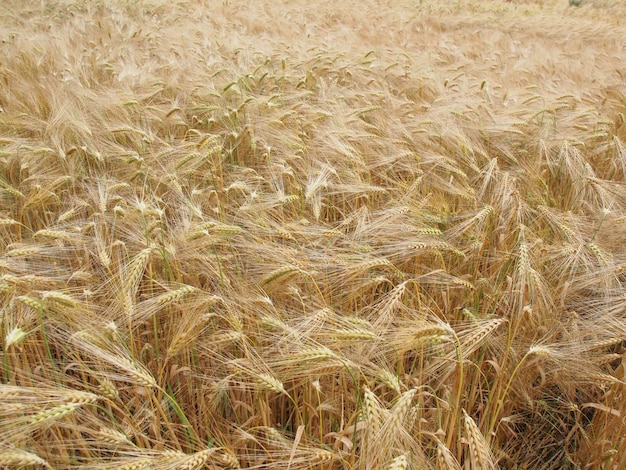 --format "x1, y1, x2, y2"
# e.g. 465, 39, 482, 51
1, 0, 626, 468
